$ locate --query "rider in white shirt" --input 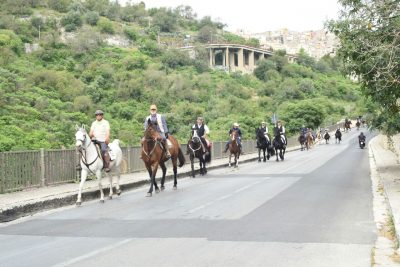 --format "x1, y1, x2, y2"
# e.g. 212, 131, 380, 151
89, 110, 111, 172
